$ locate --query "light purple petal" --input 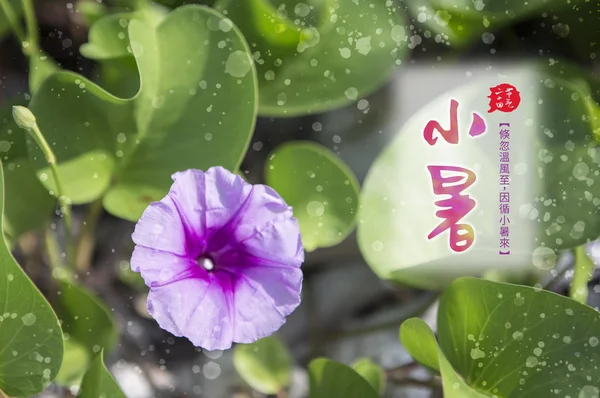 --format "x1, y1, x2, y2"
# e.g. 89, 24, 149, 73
231, 273, 287, 344
131, 246, 196, 287
237, 266, 302, 316
167, 170, 207, 257
209, 184, 294, 253
146, 273, 234, 351
132, 196, 187, 257
203, 167, 252, 233
237, 216, 304, 267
